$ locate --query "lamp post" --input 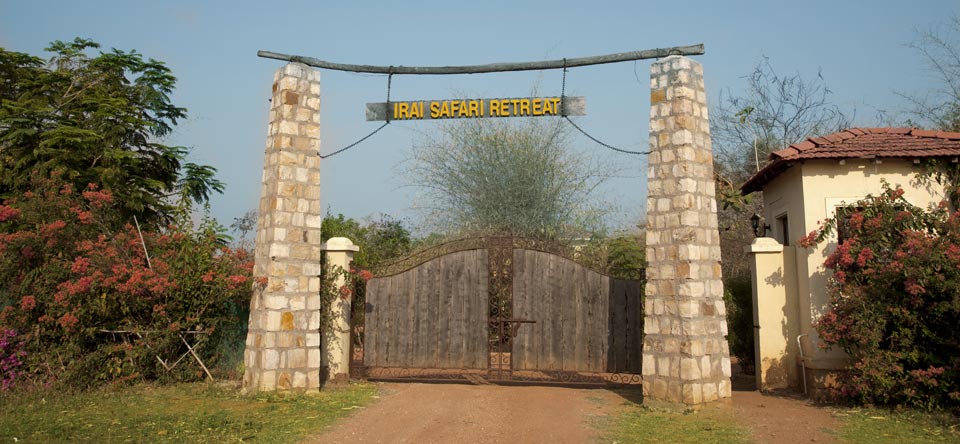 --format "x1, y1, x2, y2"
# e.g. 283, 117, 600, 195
750, 213, 770, 237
